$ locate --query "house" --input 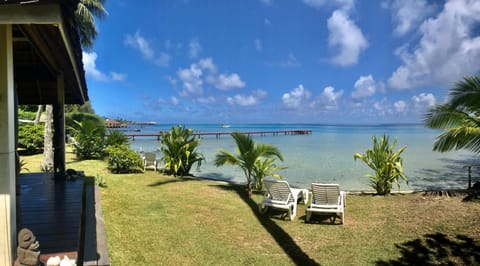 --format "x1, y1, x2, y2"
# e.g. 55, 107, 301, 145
0, 1, 88, 264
